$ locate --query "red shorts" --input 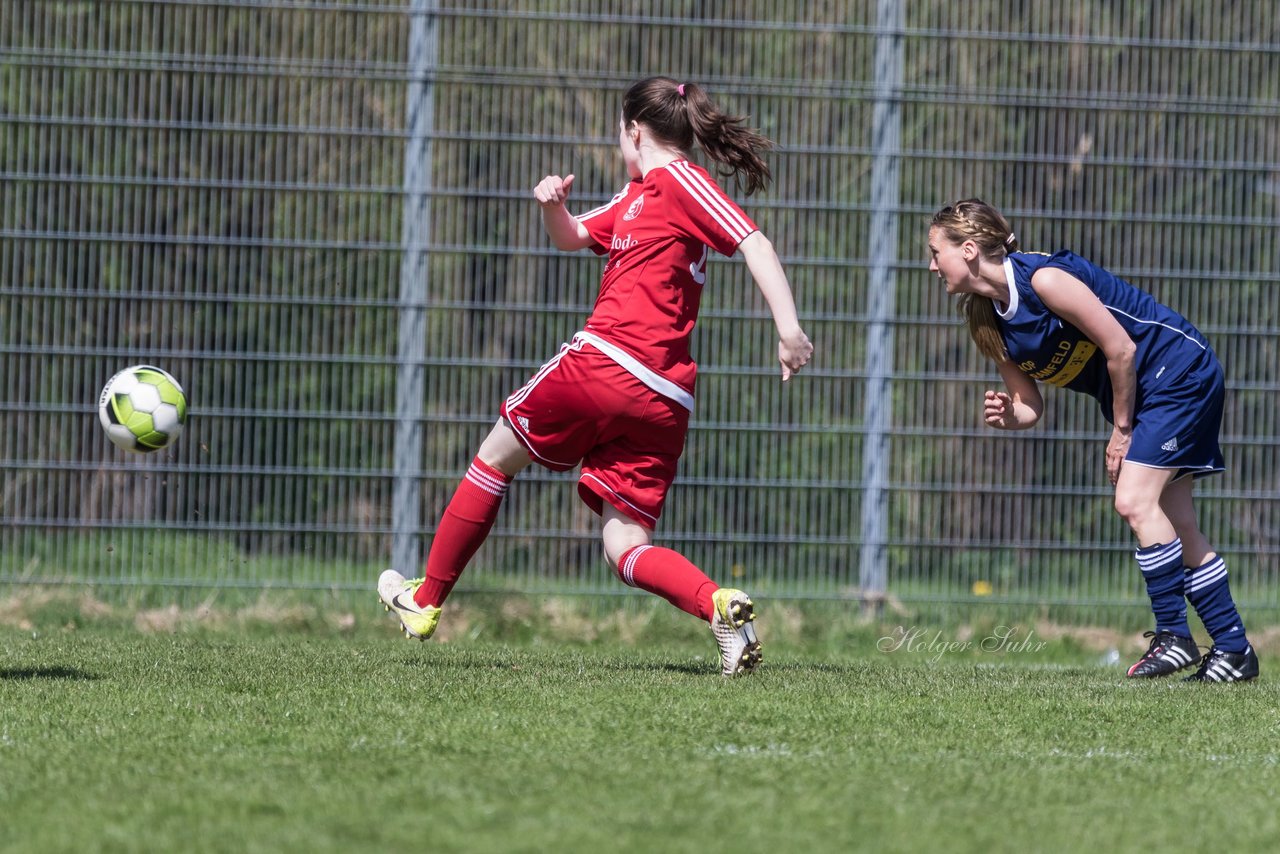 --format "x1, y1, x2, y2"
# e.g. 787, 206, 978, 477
500, 339, 690, 528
